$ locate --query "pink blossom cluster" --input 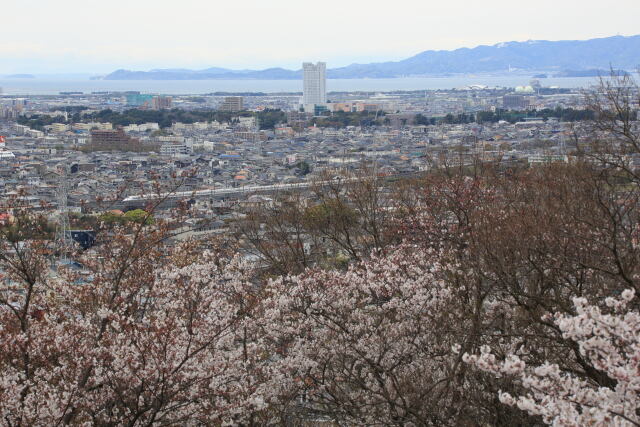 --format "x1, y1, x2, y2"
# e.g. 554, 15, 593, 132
0, 248, 276, 425
464, 289, 640, 426
263, 244, 478, 425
